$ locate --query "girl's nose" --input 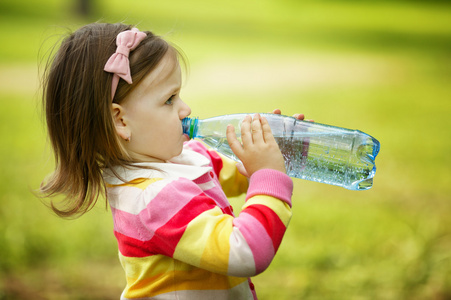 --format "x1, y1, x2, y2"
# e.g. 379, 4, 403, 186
179, 99, 191, 119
